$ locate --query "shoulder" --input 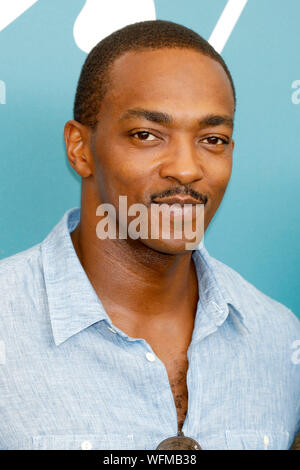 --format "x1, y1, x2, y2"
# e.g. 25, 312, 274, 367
0, 244, 44, 315
0, 243, 42, 278
207, 252, 300, 418
207, 252, 300, 334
